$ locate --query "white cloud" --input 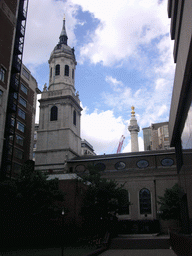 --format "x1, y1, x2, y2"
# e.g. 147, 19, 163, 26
102, 73, 172, 128
157, 104, 167, 117
23, 0, 78, 66
69, 0, 170, 66
23, 0, 172, 68
122, 140, 131, 153
81, 106, 129, 154
105, 76, 124, 92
